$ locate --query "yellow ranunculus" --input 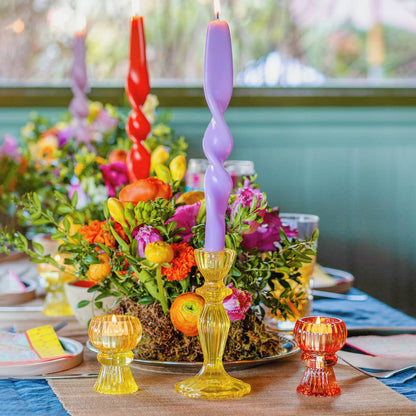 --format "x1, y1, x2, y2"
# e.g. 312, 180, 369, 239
169, 155, 186, 181
145, 241, 174, 264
